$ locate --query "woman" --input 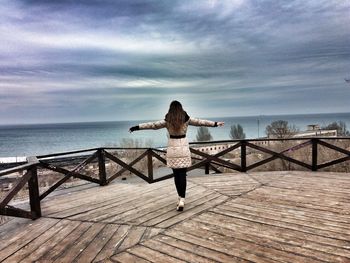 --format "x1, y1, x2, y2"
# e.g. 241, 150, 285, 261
129, 101, 224, 211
